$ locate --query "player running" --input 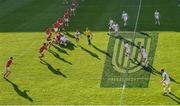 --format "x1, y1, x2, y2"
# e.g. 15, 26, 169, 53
57, 18, 64, 31
46, 28, 52, 40
75, 30, 81, 43
154, 10, 160, 25
121, 11, 128, 27
60, 35, 69, 46
85, 27, 93, 45
114, 23, 119, 37
4, 57, 13, 78
53, 22, 59, 32
108, 18, 114, 35
161, 69, 172, 95
64, 9, 70, 26
54, 32, 62, 44
45, 28, 53, 49
124, 42, 130, 58
141, 46, 148, 66
39, 43, 47, 59
71, 2, 76, 16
